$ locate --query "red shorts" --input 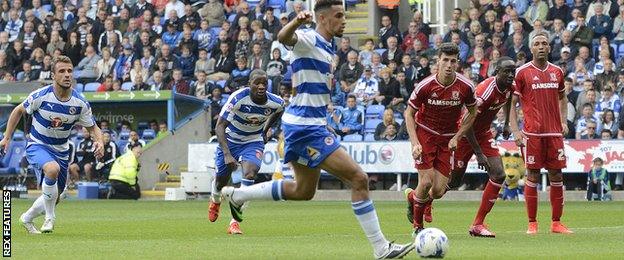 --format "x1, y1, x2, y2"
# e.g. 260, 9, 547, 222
521, 135, 567, 170
454, 131, 500, 169
415, 128, 453, 177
